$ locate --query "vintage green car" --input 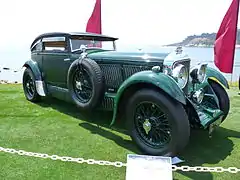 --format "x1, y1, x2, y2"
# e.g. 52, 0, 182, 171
22, 32, 230, 157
